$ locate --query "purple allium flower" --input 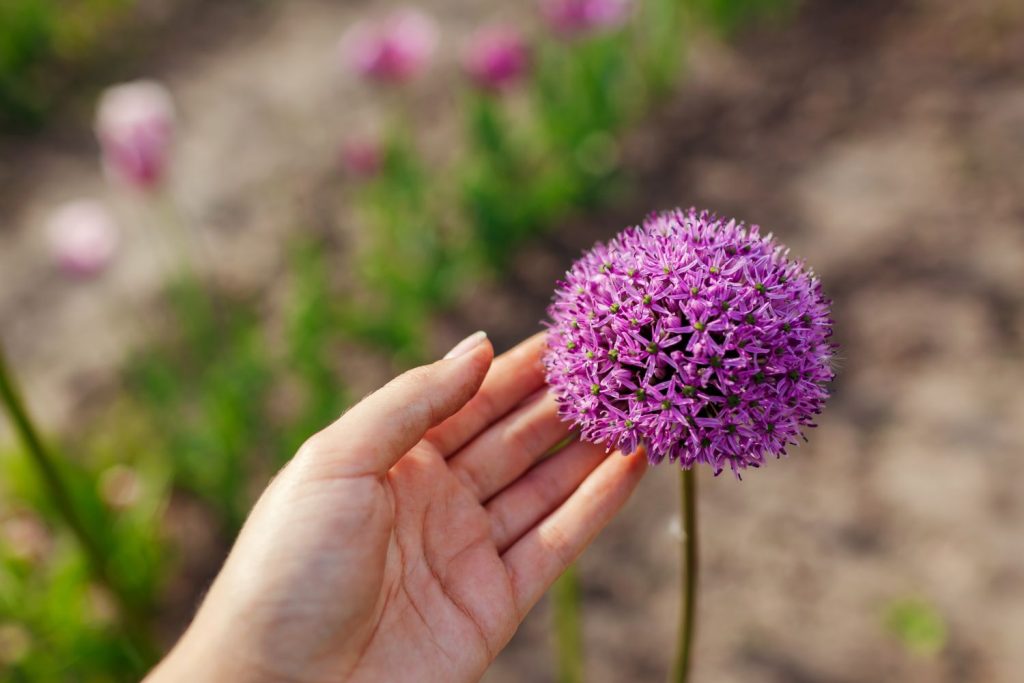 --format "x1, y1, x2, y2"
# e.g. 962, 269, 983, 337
94, 80, 175, 191
544, 208, 835, 477
339, 7, 438, 84
45, 199, 120, 278
462, 26, 529, 92
540, 0, 632, 36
